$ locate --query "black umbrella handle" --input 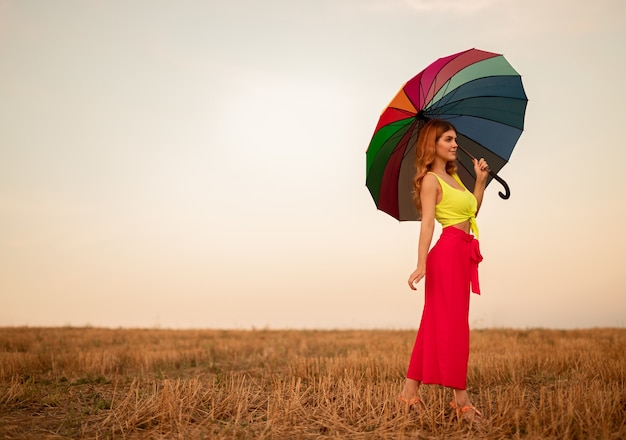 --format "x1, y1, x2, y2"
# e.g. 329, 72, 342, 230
457, 145, 511, 199
489, 169, 510, 199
